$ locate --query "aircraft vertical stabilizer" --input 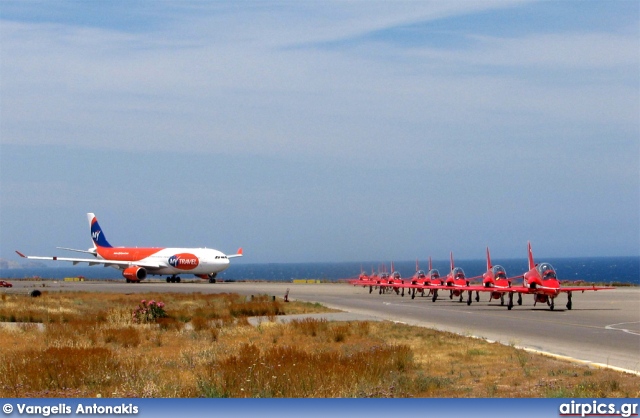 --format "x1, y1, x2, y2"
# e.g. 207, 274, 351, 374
88, 213, 113, 248
527, 241, 535, 270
